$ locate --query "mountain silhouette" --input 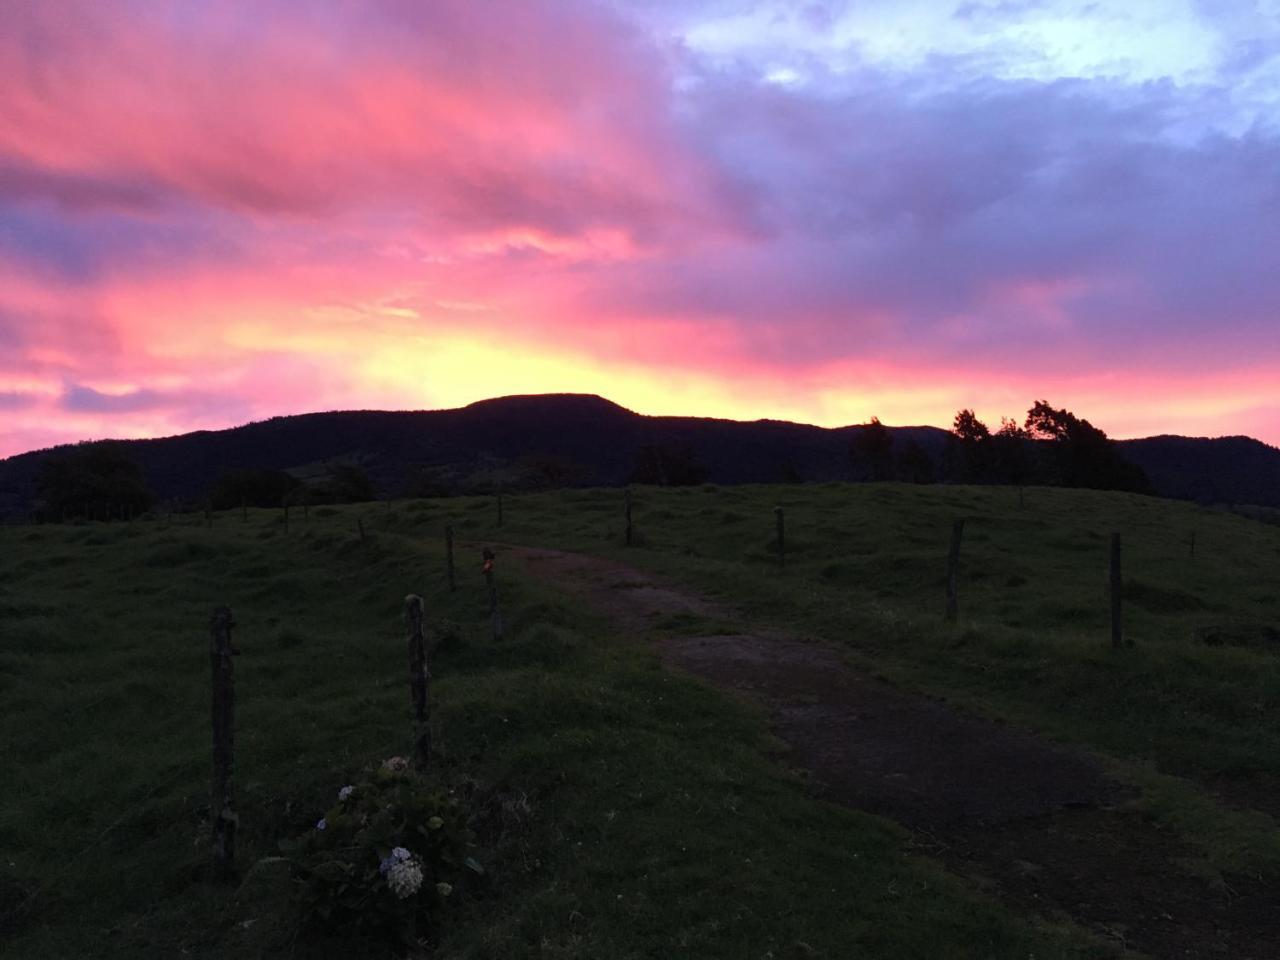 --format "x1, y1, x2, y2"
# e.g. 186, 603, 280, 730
1, 394, 1277, 516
